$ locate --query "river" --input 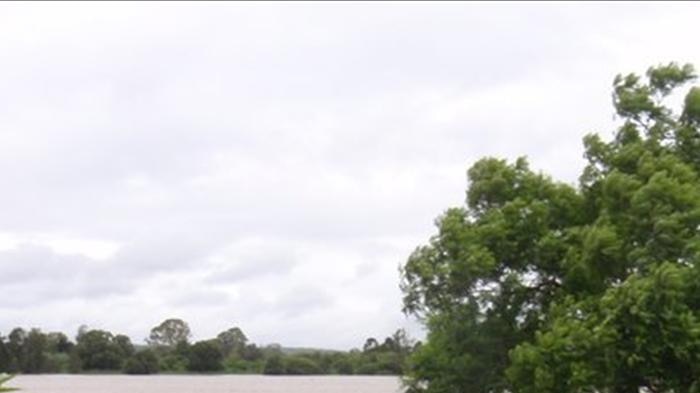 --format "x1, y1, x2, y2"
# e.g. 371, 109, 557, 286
7, 375, 404, 393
